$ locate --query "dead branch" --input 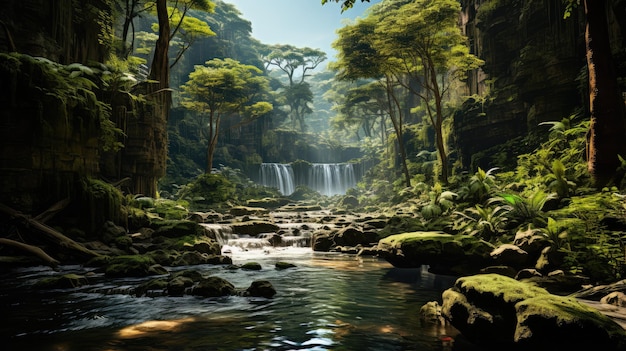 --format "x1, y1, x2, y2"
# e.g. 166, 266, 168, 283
0, 238, 59, 268
0, 202, 102, 260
